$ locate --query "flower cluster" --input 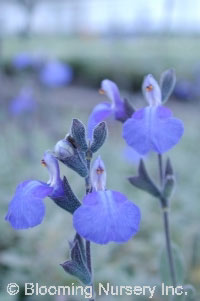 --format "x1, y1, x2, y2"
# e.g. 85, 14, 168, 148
88, 70, 184, 155
6, 119, 140, 245
5, 68, 184, 290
